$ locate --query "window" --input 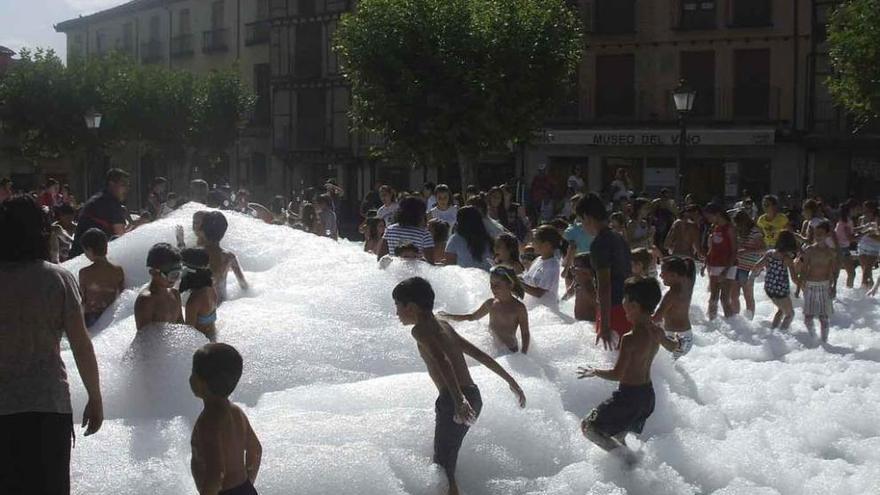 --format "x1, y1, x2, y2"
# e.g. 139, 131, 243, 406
251, 153, 268, 186
179, 9, 191, 34
680, 51, 715, 117
212, 1, 225, 29
296, 88, 326, 149
678, 0, 716, 30
731, 0, 772, 27
122, 23, 133, 52
294, 23, 323, 78
594, 0, 635, 34
331, 87, 350, 148
257, 0, 269, 20
595, 54, 635, 118
273, 88, 292, 151
733, 49, 770, 118
253, 64, 271, 125
149, 15, 160, 41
